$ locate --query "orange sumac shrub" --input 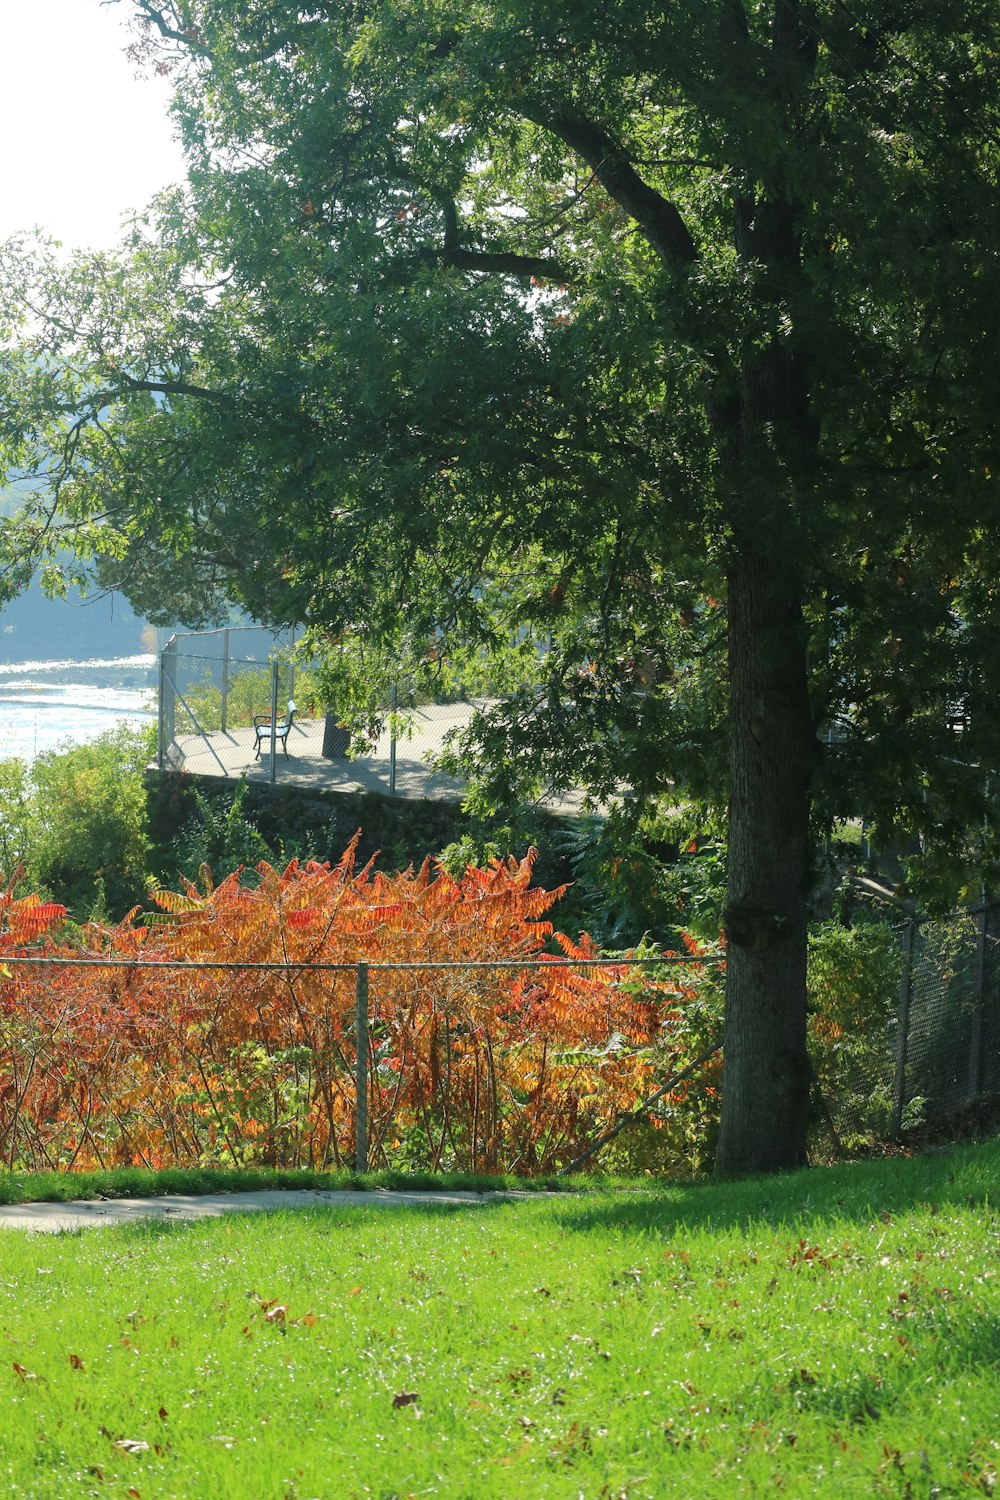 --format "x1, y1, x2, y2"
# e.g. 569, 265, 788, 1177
0, 844, 714, 1174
